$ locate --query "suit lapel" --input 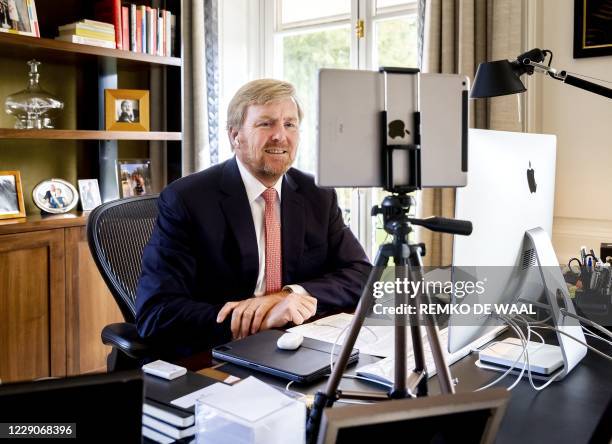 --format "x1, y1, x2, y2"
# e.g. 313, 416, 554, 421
281, 172, 305, 284
219, 158, 259, 290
